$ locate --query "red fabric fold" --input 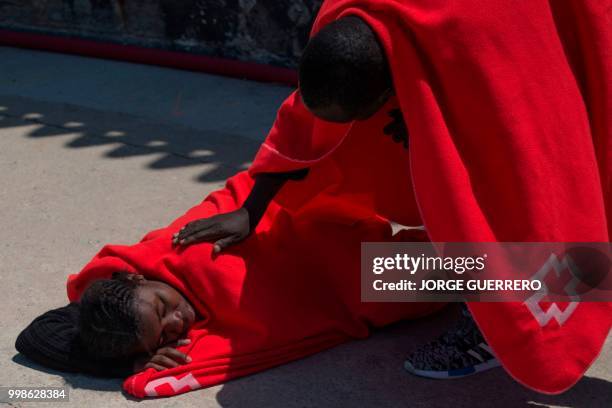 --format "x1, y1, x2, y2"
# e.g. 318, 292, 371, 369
249, 90, 353, 174
248, 0, 611, 394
